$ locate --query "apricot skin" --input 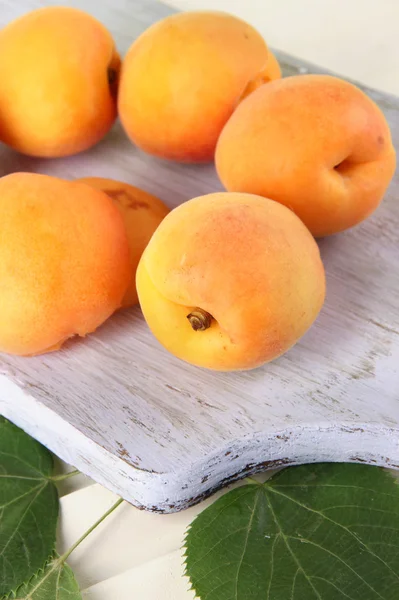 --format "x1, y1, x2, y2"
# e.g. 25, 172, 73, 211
240, 50, 282, 100
78, 177, 169, 307
118, 11, 280, 163
136, 192, 325, 371
0, 7, 120, 157
216, 75, 396, 237
0, 173, 131, 356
